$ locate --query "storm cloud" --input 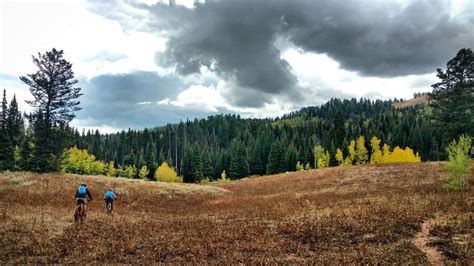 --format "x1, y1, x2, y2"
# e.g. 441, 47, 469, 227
87, 0, 473, 108
76, 71, 209, 128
